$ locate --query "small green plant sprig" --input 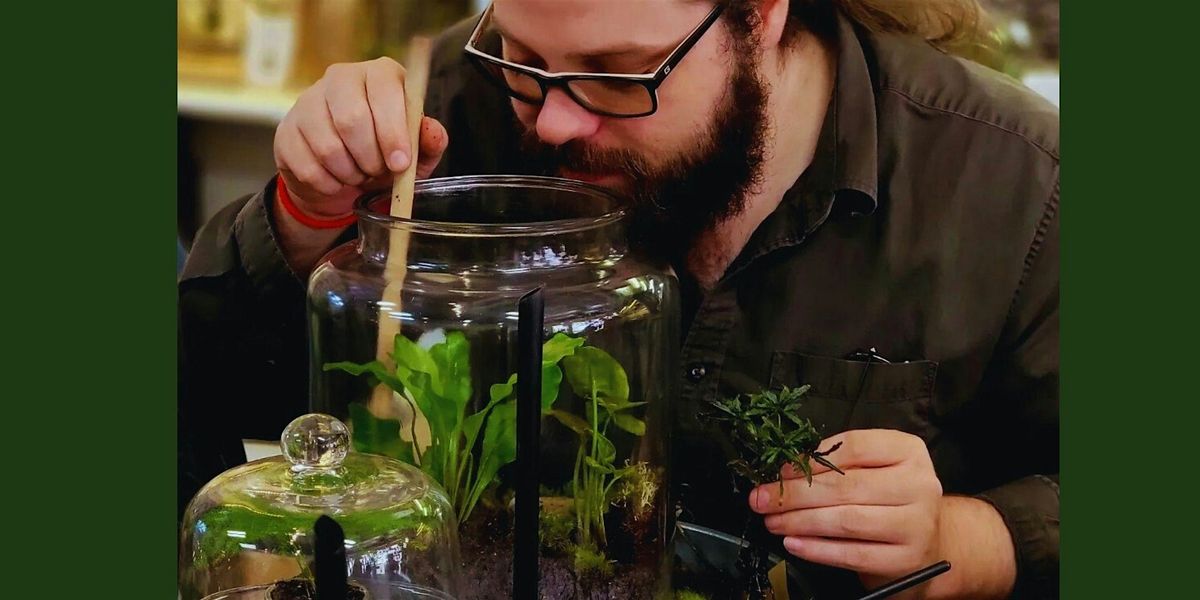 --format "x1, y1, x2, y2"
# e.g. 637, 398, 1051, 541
709, 385, 843, 498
